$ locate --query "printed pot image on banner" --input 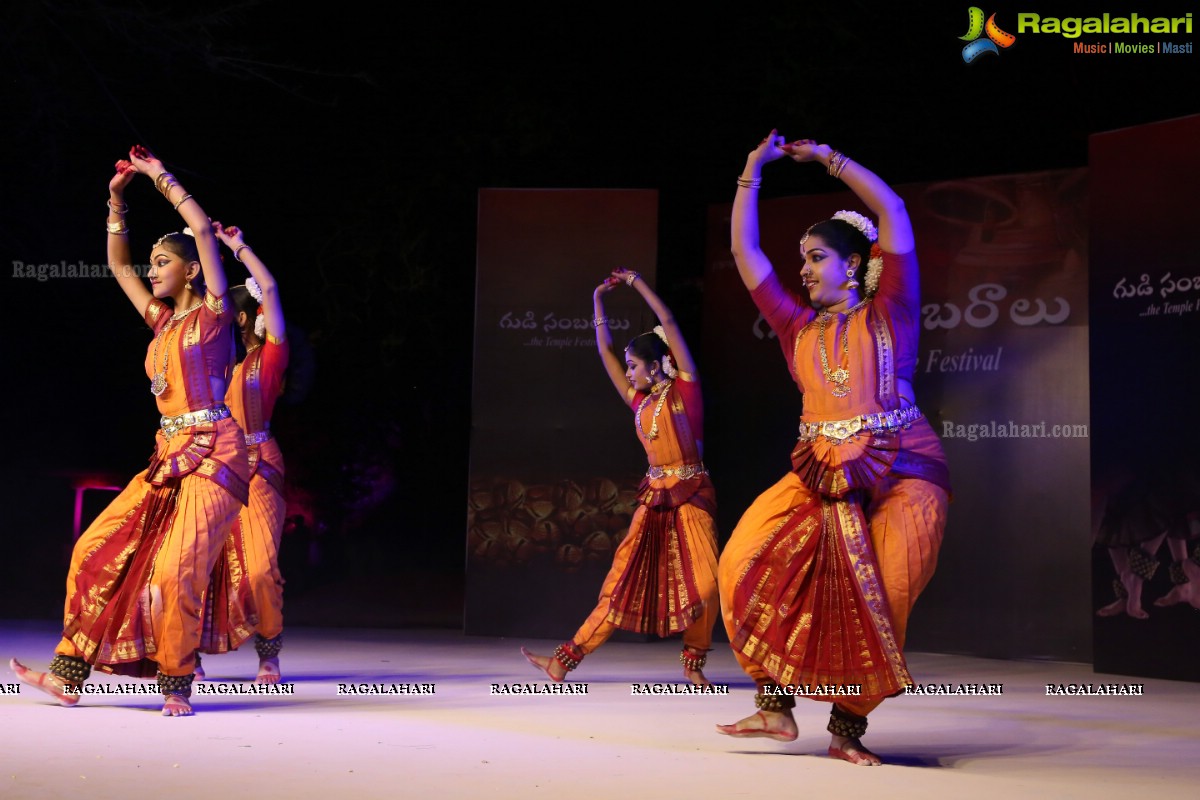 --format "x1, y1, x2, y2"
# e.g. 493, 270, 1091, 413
467, 475, 641, 572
